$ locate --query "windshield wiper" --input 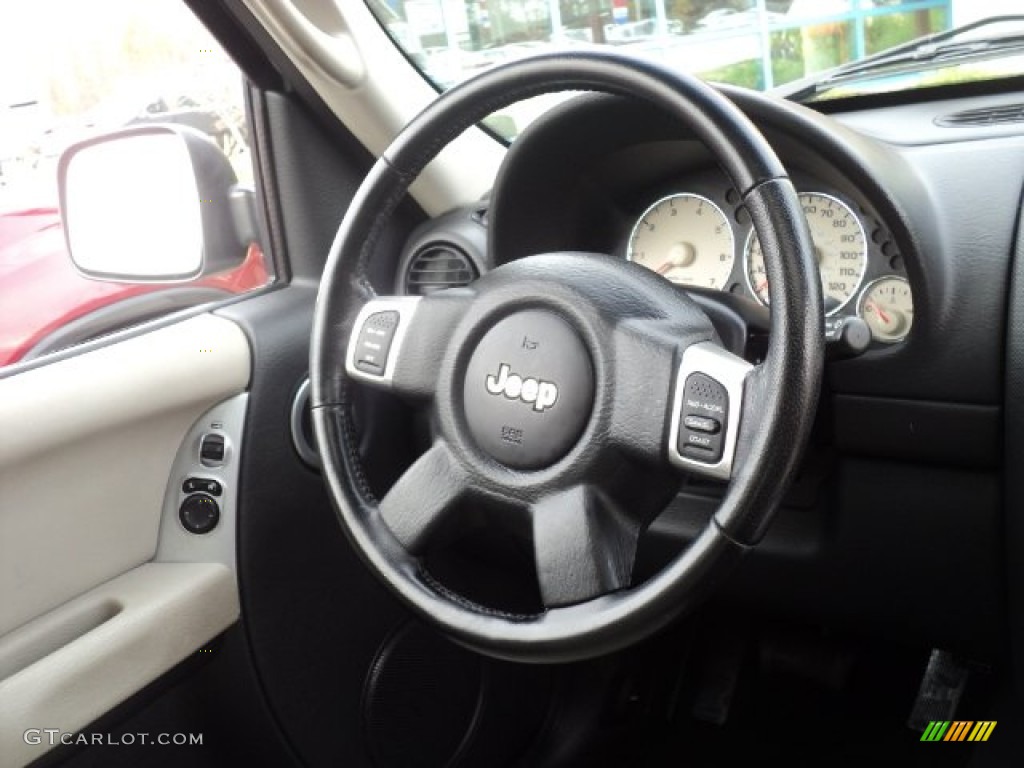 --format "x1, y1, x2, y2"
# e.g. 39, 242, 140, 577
785, 15, 1024, 102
